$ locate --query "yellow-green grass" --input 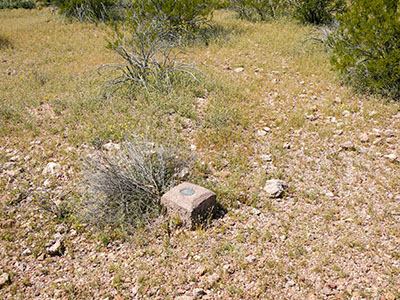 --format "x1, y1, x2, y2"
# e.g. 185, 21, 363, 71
1, 8, 400, 300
